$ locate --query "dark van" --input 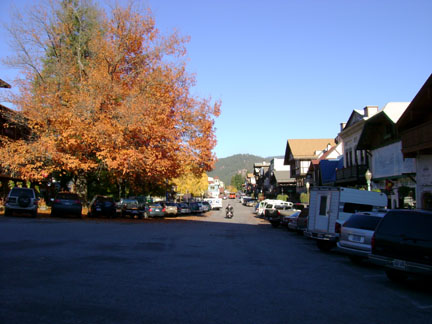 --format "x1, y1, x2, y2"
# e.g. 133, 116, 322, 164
369, 209, 432, 282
